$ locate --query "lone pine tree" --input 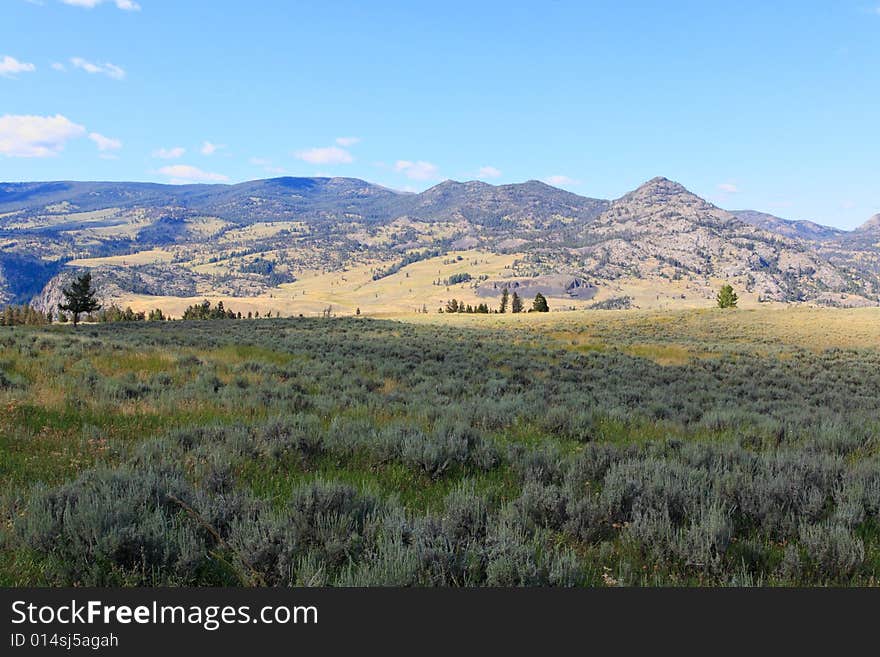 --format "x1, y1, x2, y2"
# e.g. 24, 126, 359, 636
716, 284, 738, 309
58, 272, 101, 327
532, 293, 550, 312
